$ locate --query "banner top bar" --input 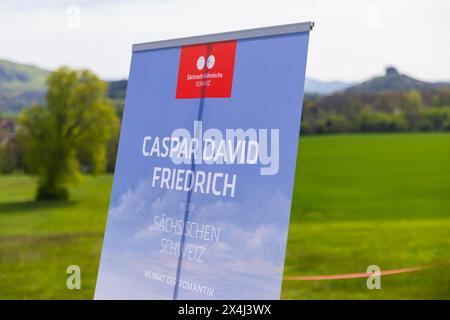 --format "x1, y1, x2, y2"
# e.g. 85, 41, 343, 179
132, 21, 314, 52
